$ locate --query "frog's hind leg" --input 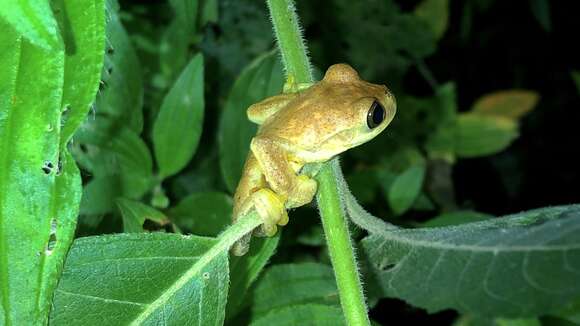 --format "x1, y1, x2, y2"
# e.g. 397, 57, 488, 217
231, 153, 288, 256
251, 137, 318, 209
